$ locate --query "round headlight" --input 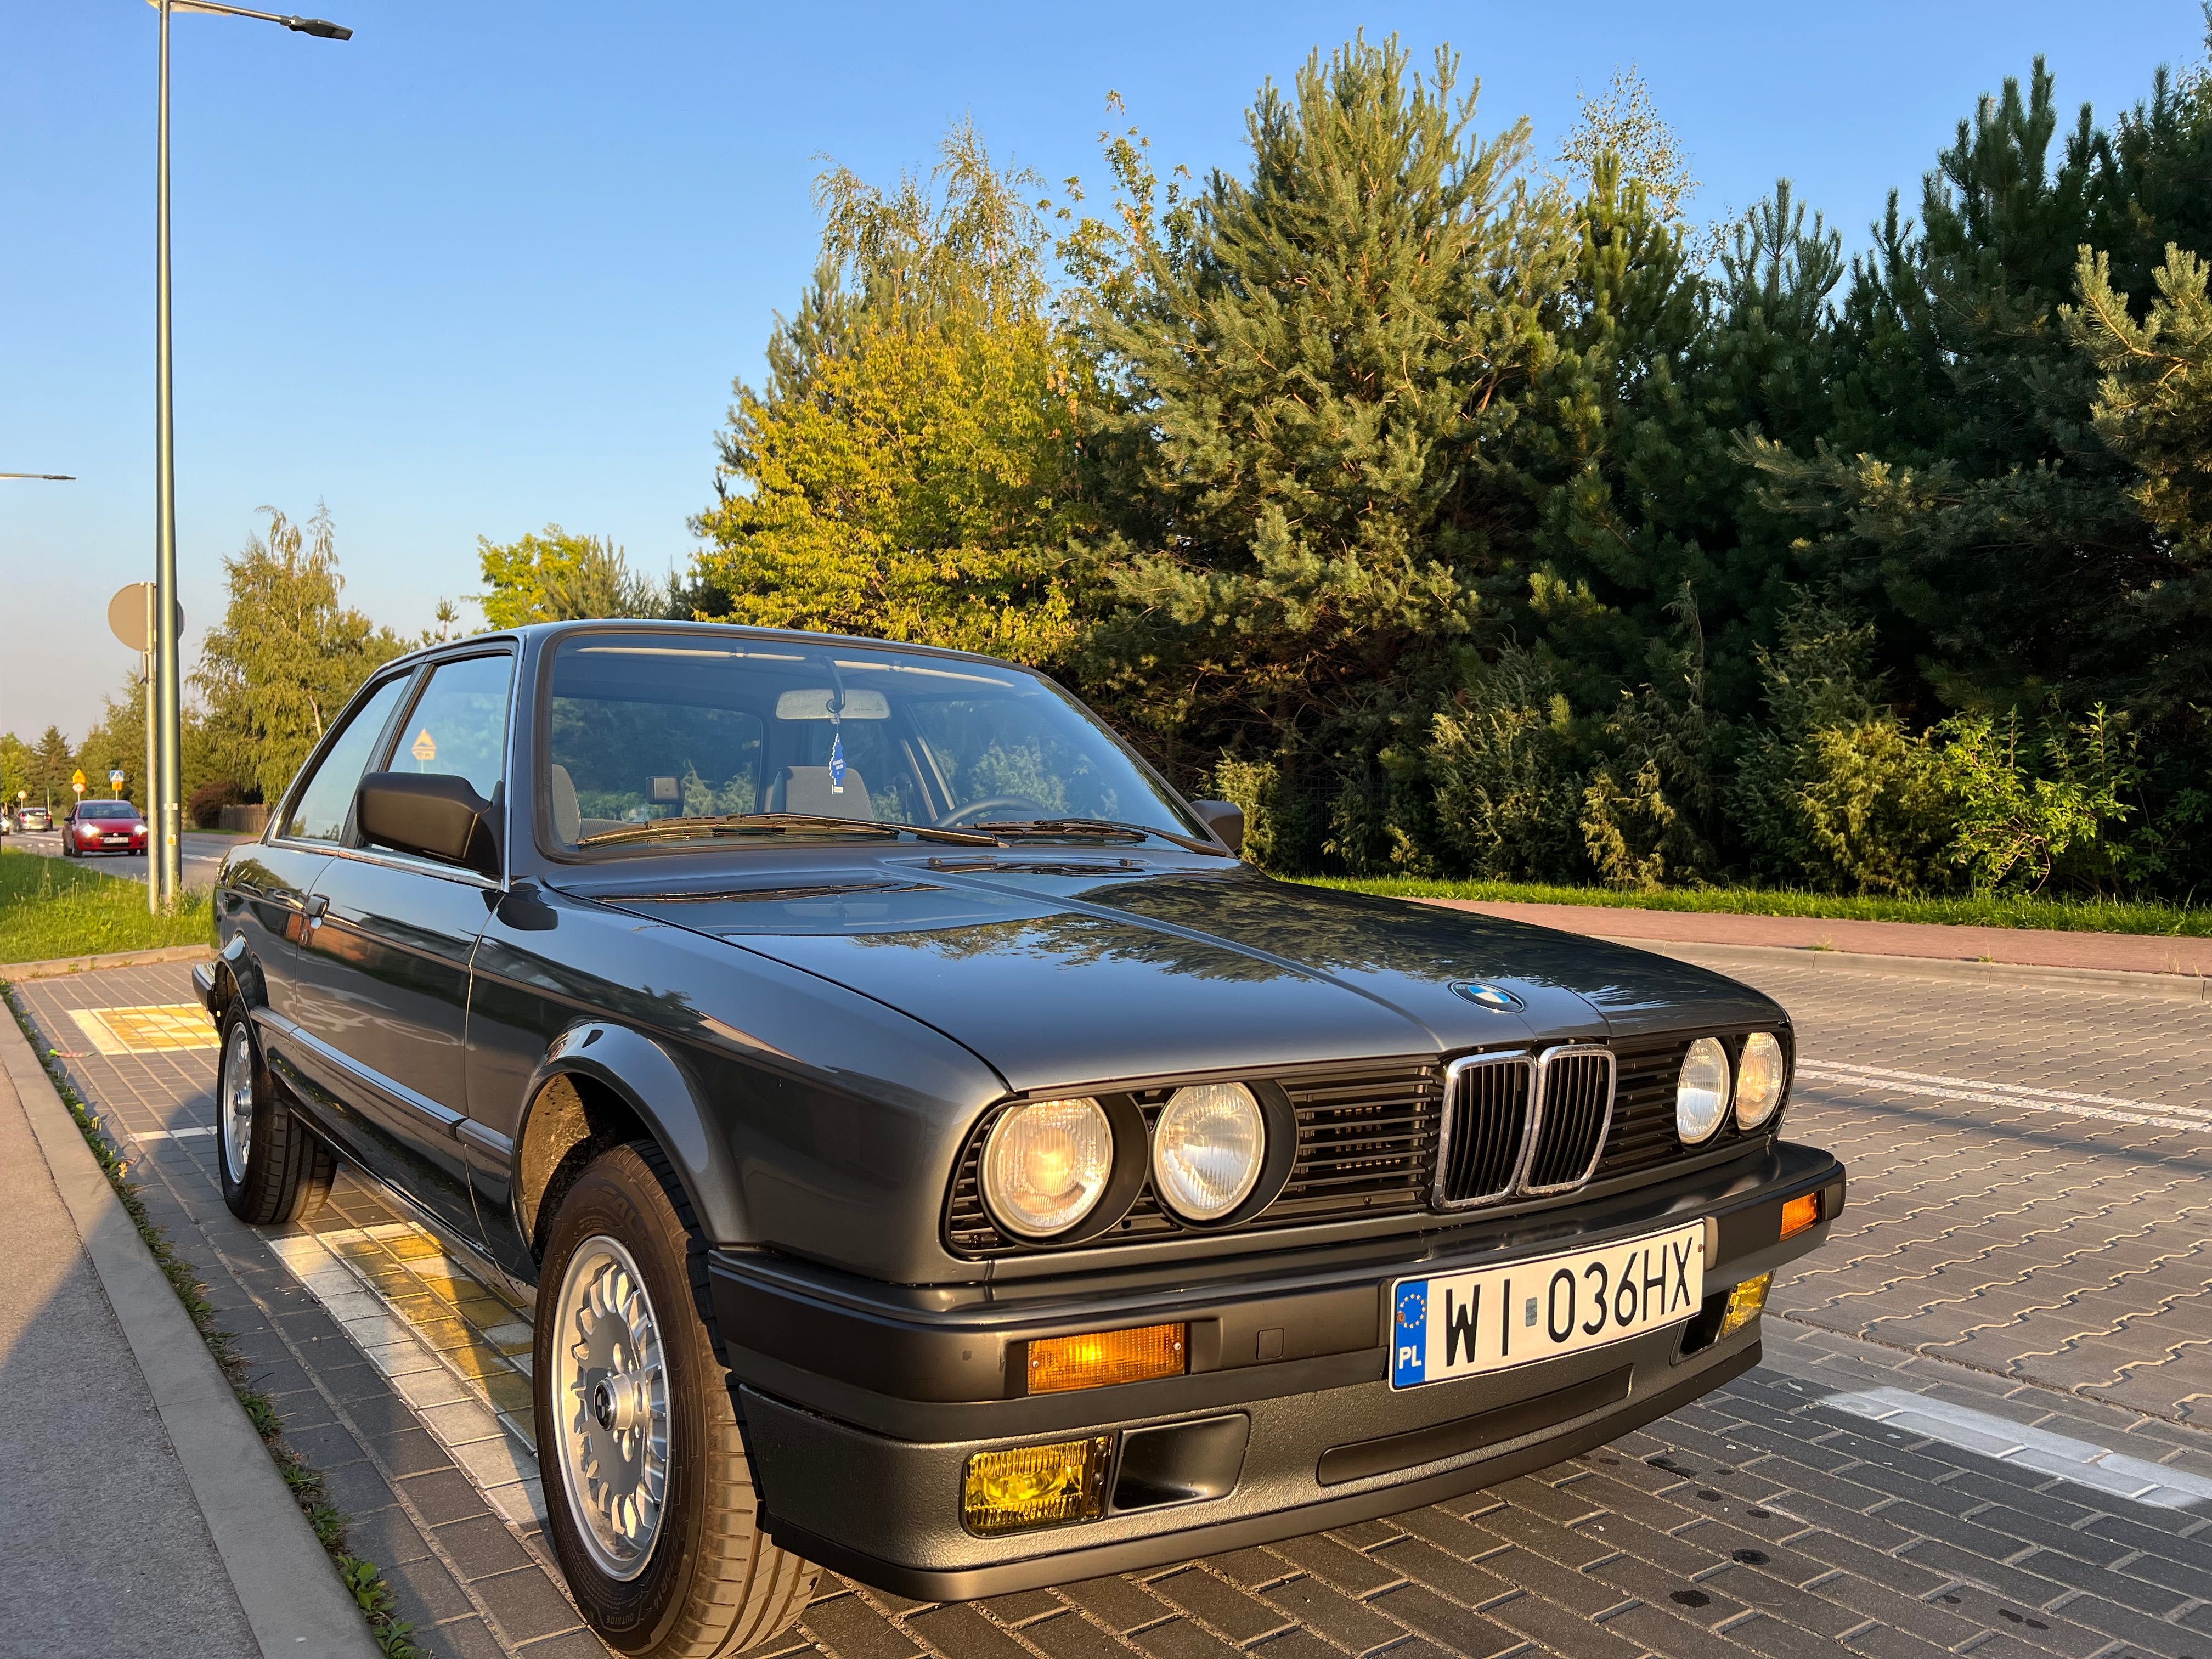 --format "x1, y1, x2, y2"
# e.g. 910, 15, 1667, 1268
1735, 1032, 1787, 1128
981, 1098, 1114, 1239
1152, 1082, 1265, 1222
1675, 1037, 1731, 1144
